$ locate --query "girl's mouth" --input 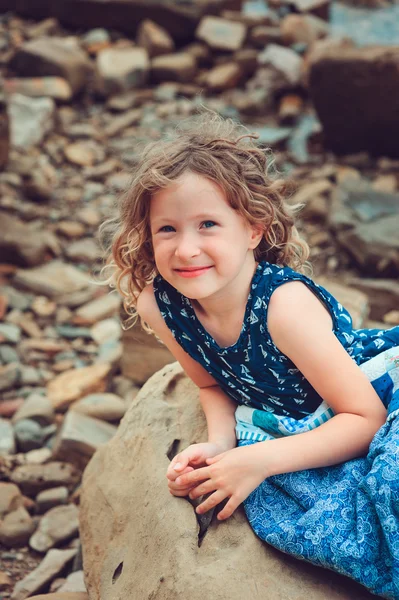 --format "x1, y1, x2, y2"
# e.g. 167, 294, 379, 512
175, 266, 213, 278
